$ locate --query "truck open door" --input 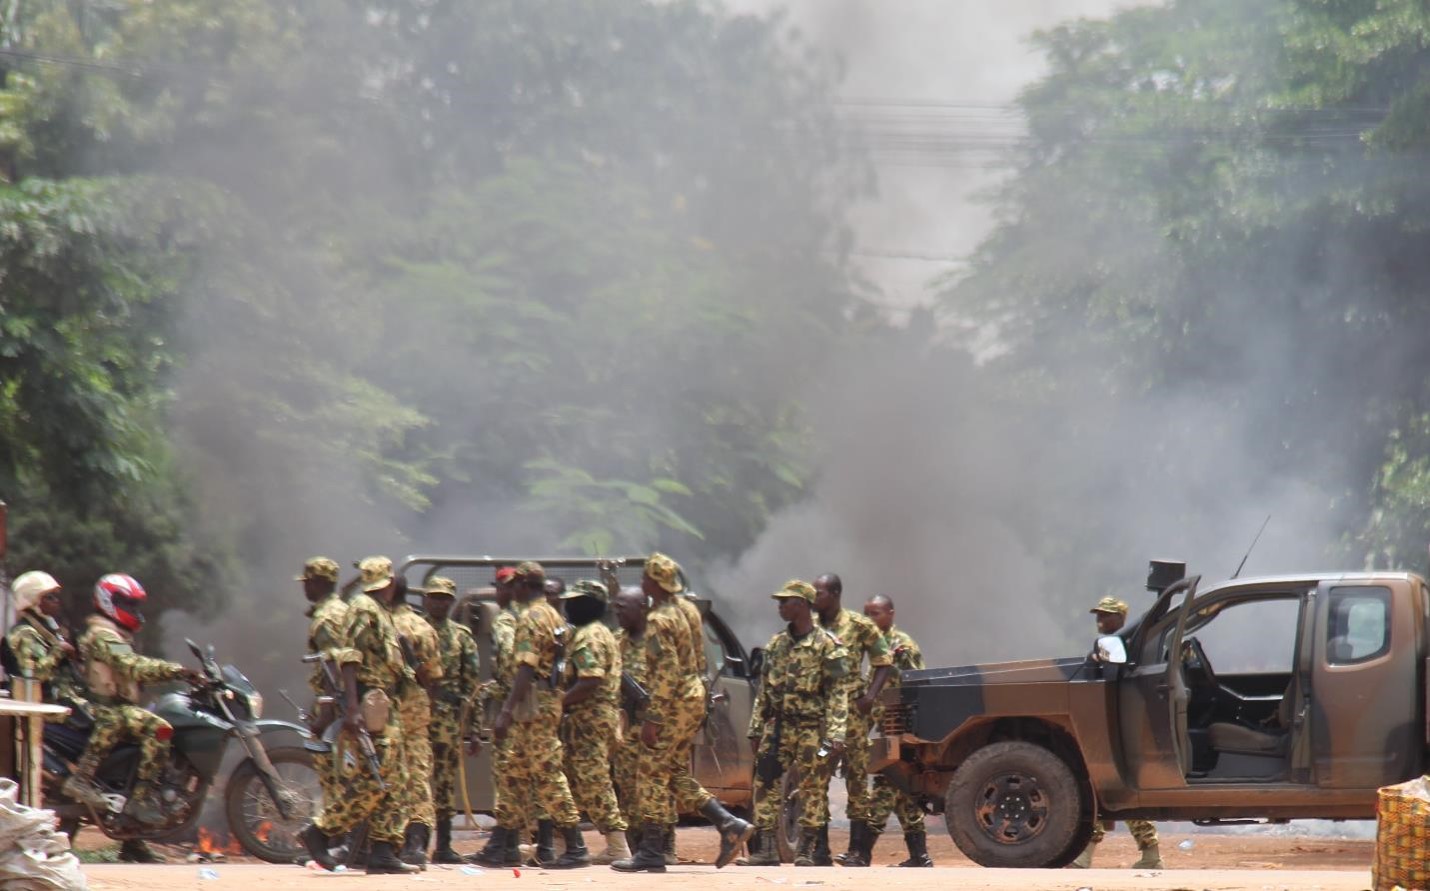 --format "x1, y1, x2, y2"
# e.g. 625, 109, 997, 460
1118, 576, 1199, 789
